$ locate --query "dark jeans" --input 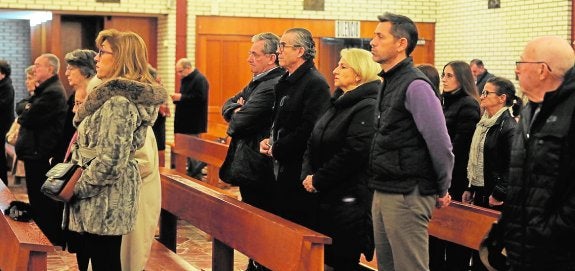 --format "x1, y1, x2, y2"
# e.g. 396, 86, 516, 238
24, 158, 65, 247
